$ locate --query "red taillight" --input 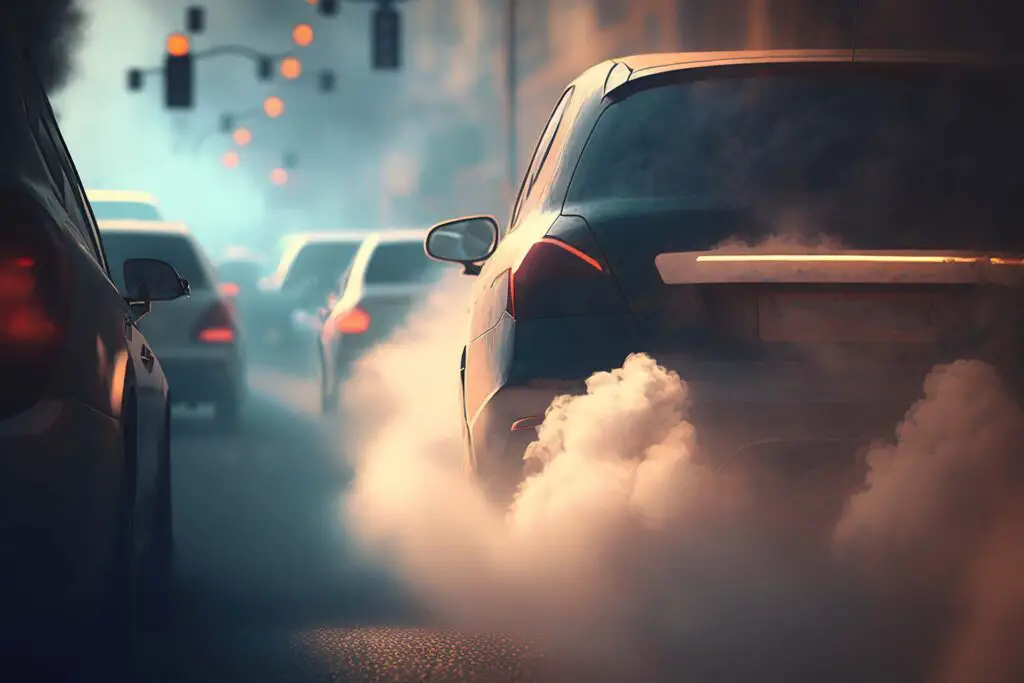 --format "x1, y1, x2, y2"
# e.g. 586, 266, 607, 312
334, 306, 371, 334
193, 301, 237, 343
506, 234, 626, 320
1, 191, 71, 417
218, 281, 240, 297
